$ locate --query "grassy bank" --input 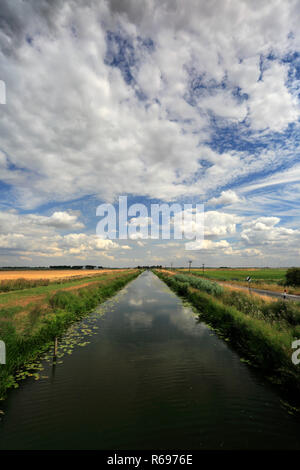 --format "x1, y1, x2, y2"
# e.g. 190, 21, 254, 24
177, 268, 300, 294
0, 270, 140, 399
0, 269, 126, 293
0, 272, 128, 307
0, 278, 51, 292
154, 270, 300, 399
